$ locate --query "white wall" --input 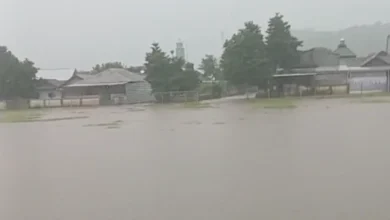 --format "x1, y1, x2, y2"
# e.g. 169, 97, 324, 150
0, 101, 6, 110
38, 90, 62, 100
